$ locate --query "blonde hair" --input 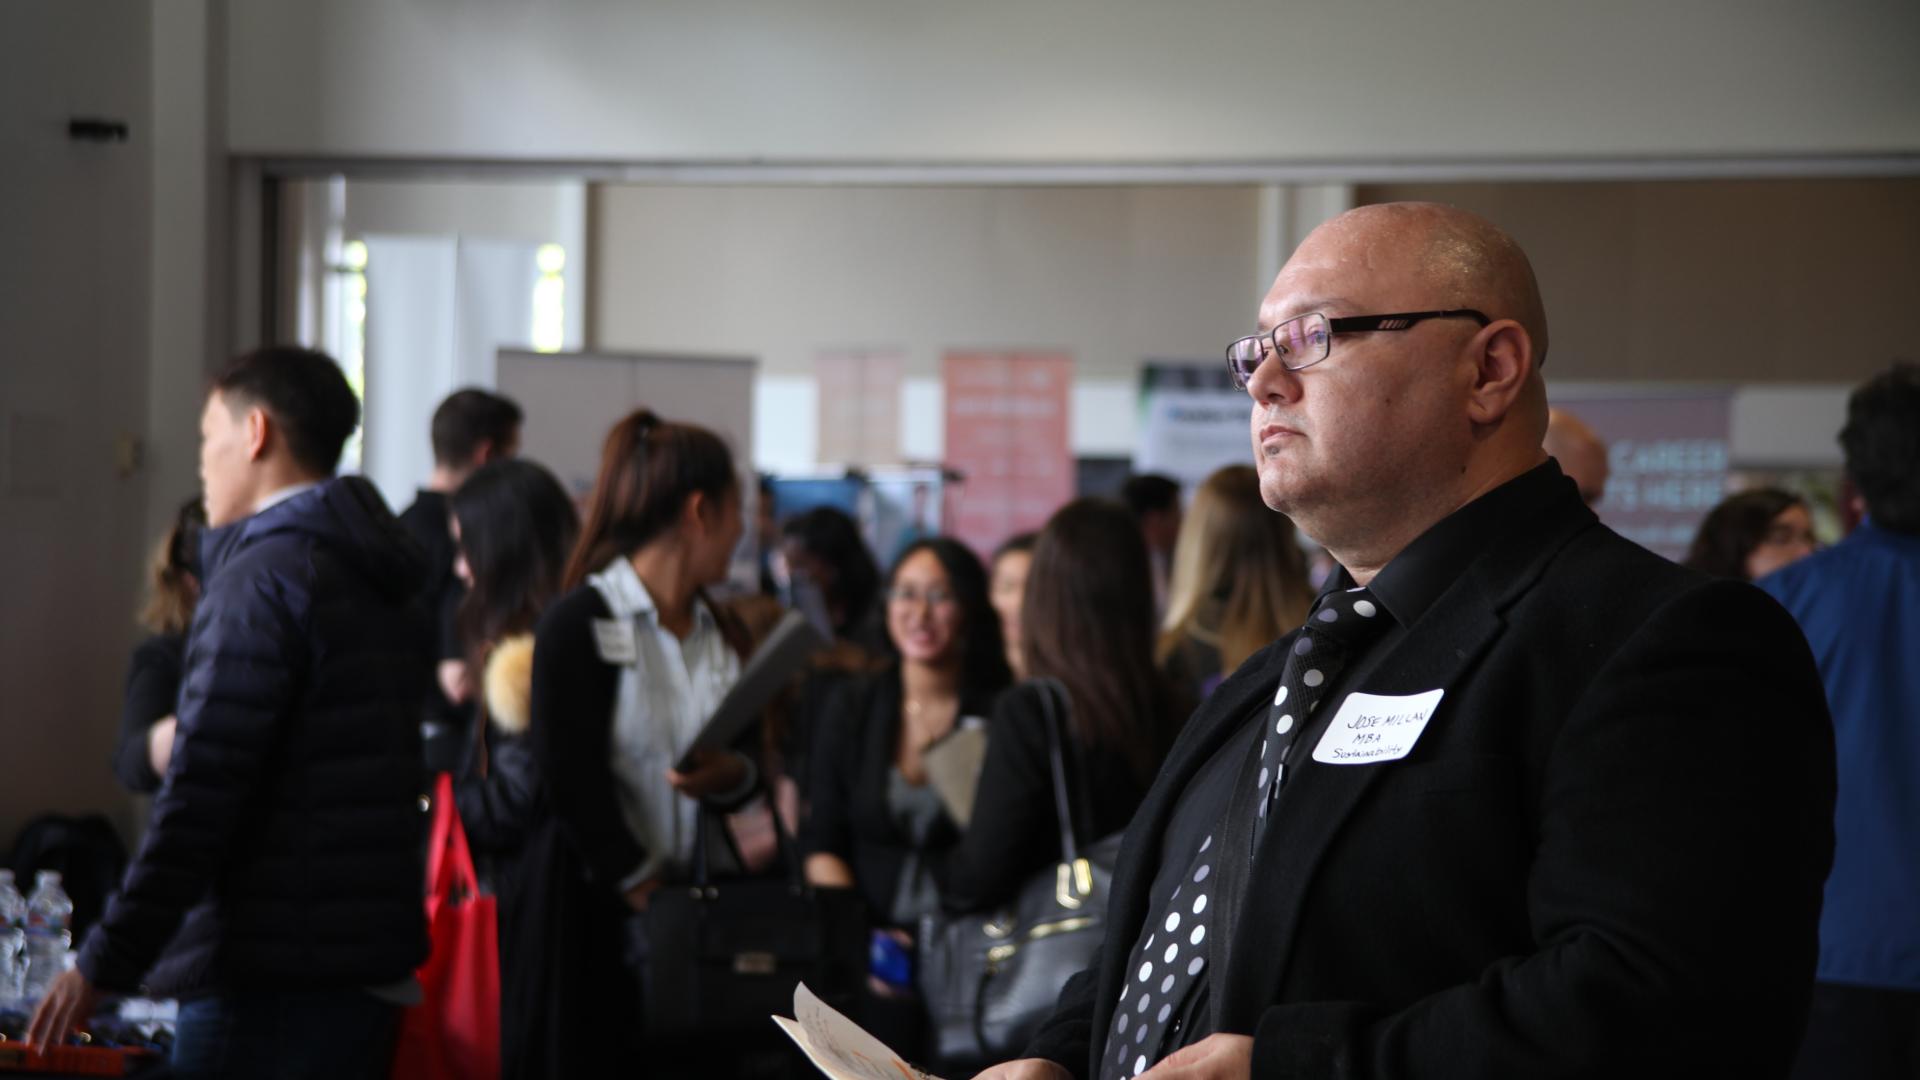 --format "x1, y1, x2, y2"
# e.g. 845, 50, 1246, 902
1156, 466, 1312, 674
139, 497, 206, 636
